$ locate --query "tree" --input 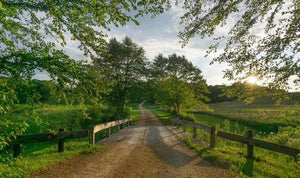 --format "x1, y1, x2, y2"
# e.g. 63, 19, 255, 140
0, 1, 170, 150
177, 0, 299, 89
152, 54, 208, 114
224, 82, 289, 105
0, 1, 172, 107
0, 1, 171, 79
94, 37, 147, 118
206, 85, 236, 103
